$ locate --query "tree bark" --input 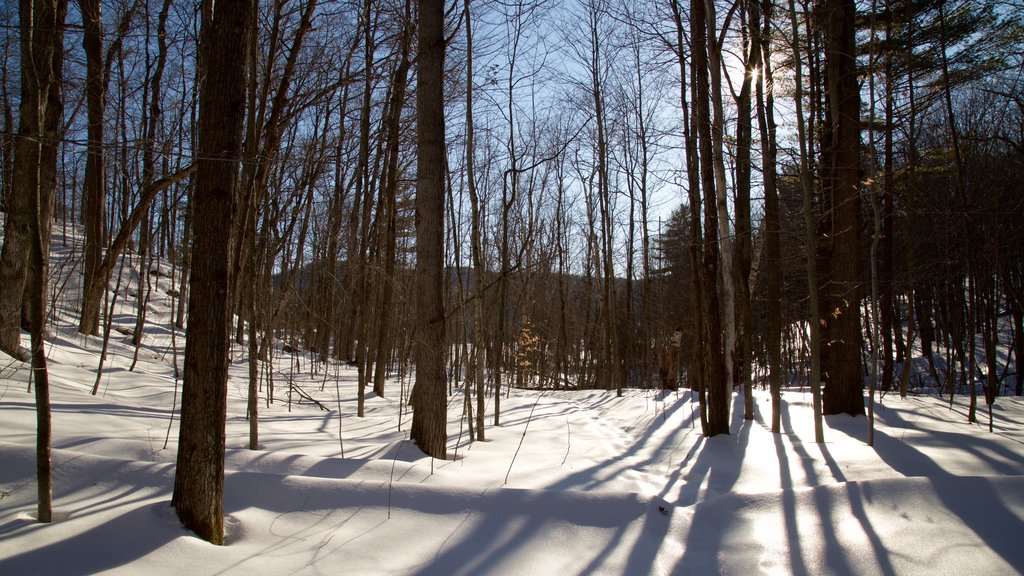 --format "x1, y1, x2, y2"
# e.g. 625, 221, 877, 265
78, 0, 141, 336
669, 0, 705, 432
789, 0, 825, 442
818, 0, 864, 416
465, 0, 487, 439
755, 0, 783, 434
735, 0, 756, 420
410, 0, 448, 460
372, 3, 413, 398
79, 0, 106, 337
13, 0, 68, 522
171, 0, 253, 545
692, 0, 728, 436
